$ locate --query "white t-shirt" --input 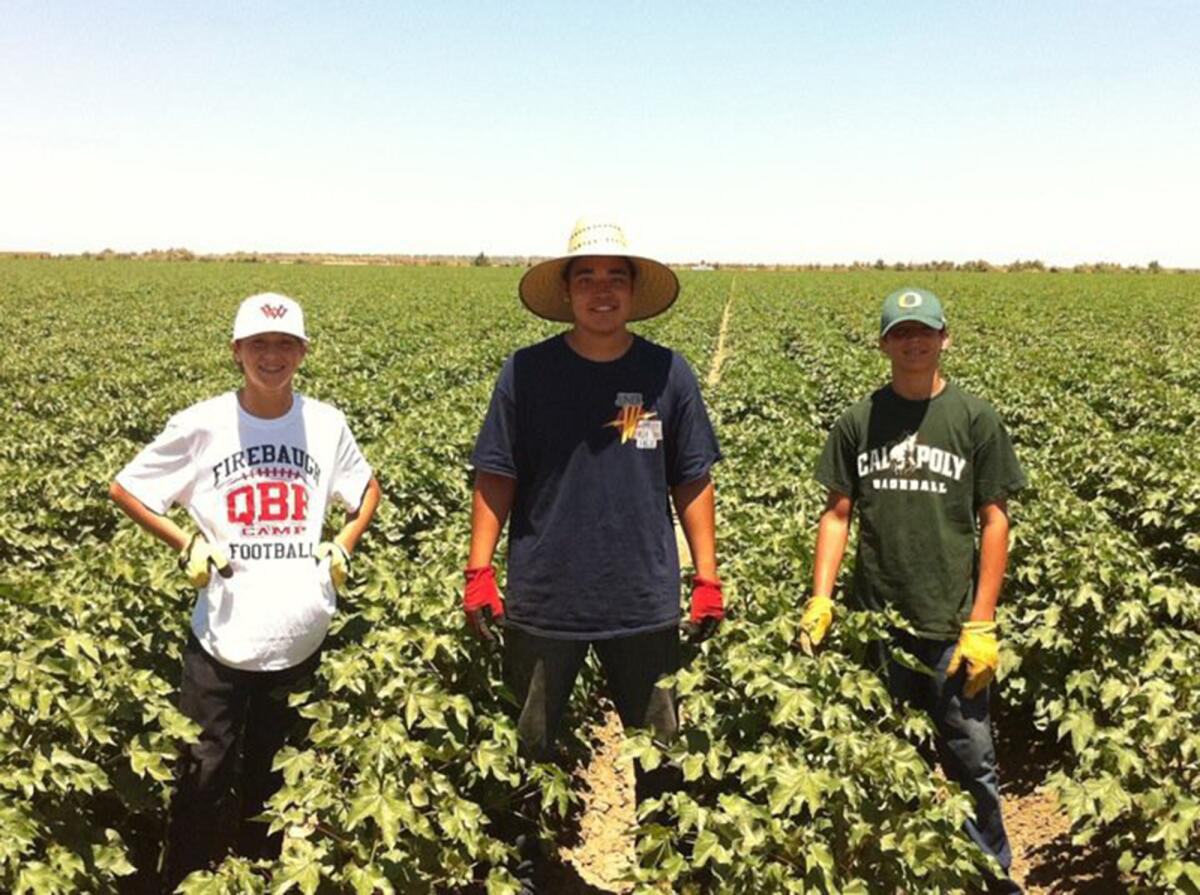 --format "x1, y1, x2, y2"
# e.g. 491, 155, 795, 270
117, 392, 373, 671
